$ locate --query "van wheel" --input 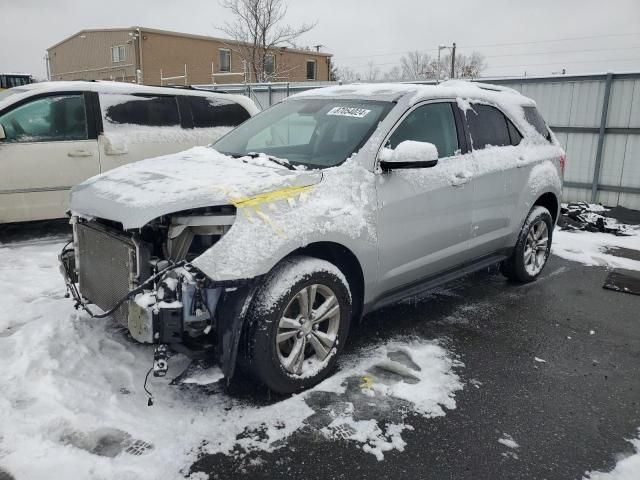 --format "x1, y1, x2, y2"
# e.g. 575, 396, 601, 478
244, 256, 352, 394
501, 206, 553, 283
